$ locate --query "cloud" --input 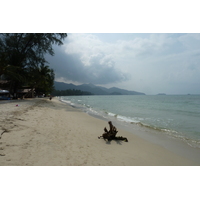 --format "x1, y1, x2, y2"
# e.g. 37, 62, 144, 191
46, 33, 200, 94
64, 34, 115, 67
46, 37, 129, 84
